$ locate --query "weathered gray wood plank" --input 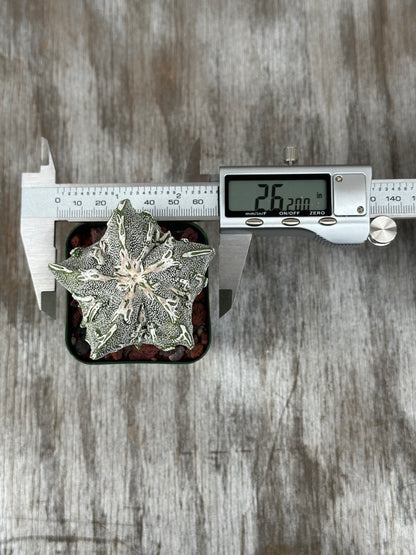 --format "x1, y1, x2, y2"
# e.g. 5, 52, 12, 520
1, 0, 416, 553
